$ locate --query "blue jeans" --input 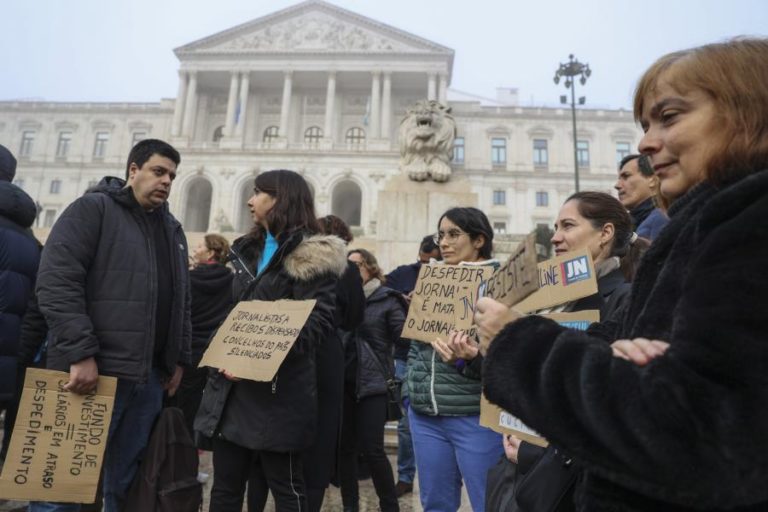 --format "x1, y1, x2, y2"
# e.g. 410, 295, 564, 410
29, 370, 164, 512
408, 408, 503, 512
394, 359, 415, 484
